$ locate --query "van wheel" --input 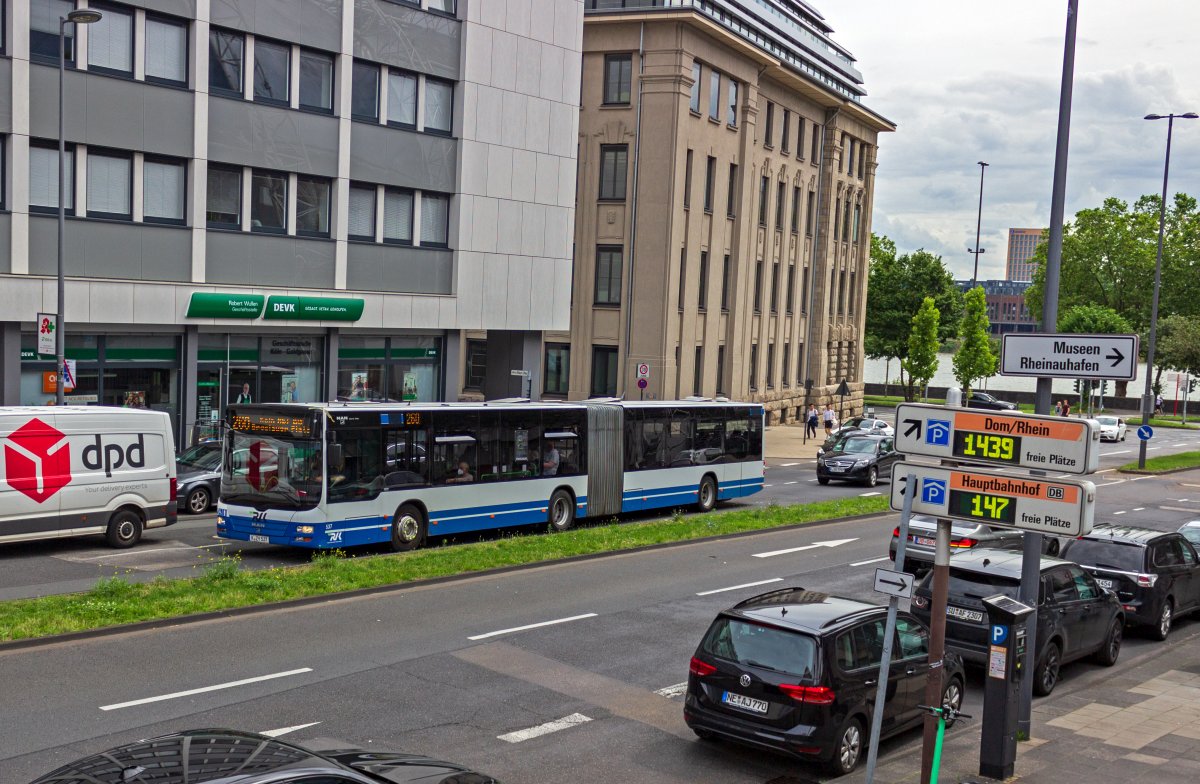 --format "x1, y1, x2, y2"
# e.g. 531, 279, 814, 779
825, 717, 864, 776
390, 504, 426, 552
697, 476, 718, 512
548, 489, 575, 532
106, 510, 142, 549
